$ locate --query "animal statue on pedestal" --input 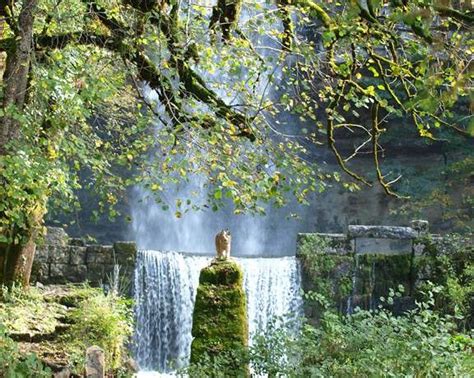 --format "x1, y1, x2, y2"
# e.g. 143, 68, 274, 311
215, 229, 231, 260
